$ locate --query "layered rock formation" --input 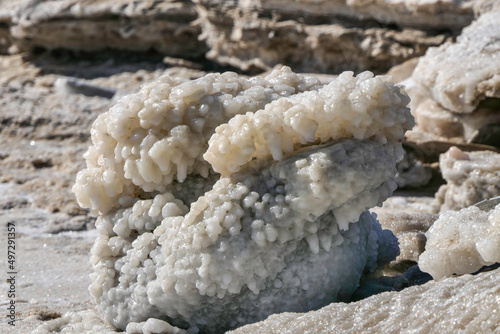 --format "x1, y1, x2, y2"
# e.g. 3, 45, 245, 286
409, 8, 500, 146
5, 0, 206, 58
434, 147, 500, 212
194, 0, 472, 73
0, 0, 479, 74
